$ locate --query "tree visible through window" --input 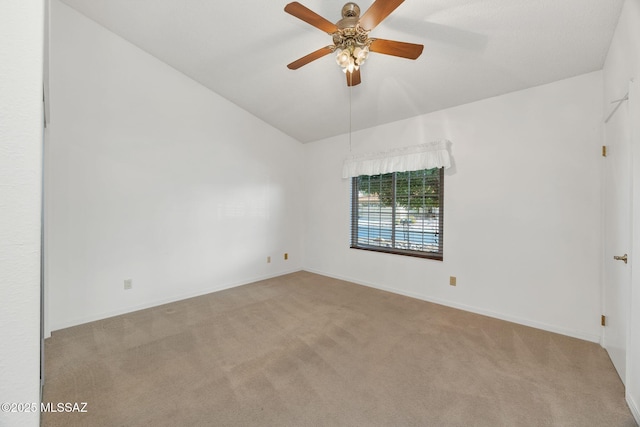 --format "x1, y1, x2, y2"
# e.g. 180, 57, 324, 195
351, 168, 444, 260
